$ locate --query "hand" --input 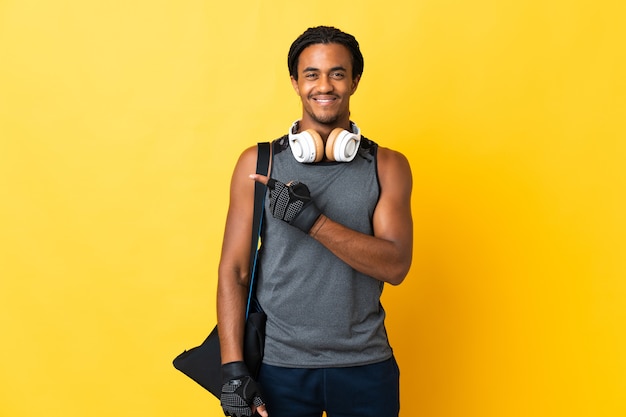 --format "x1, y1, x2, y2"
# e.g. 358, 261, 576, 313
251, 175, 322, 233
220, 362, 267, 417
